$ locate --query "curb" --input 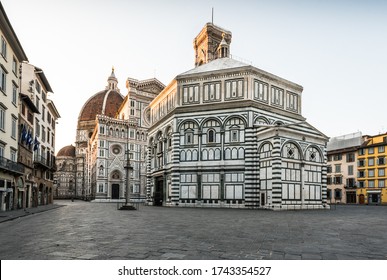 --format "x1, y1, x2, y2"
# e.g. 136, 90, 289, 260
0, 204, 65, 224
